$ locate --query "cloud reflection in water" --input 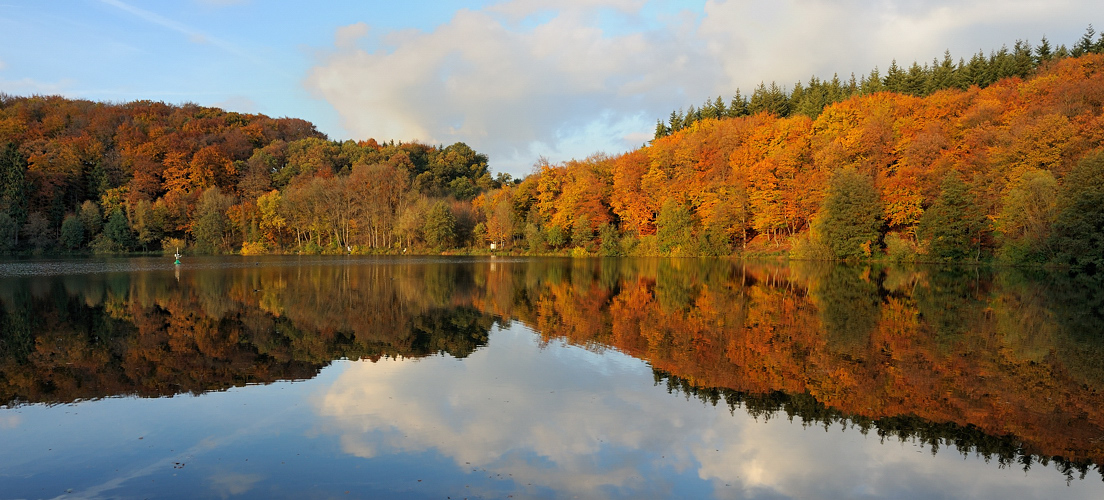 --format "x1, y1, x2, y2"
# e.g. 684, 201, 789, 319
313, 323, 1101, 499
